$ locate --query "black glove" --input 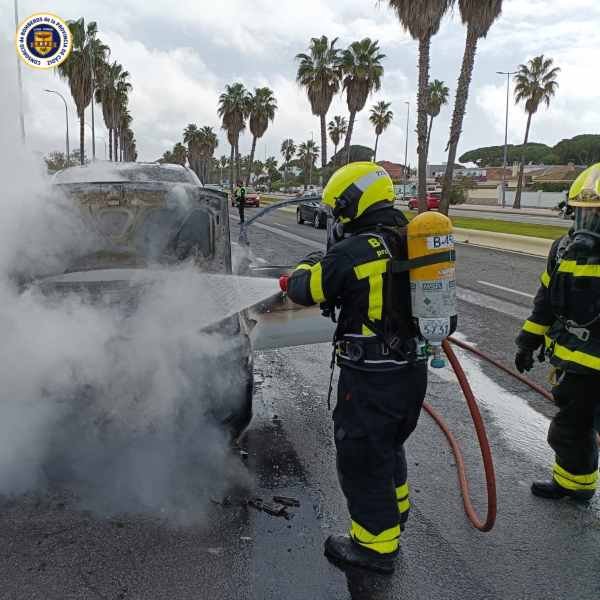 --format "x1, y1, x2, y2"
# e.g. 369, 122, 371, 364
515, 347, 535, 373
300, 251, 324, 266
